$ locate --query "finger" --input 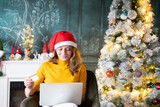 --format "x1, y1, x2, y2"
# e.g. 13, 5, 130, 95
24, 82, 34, 87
